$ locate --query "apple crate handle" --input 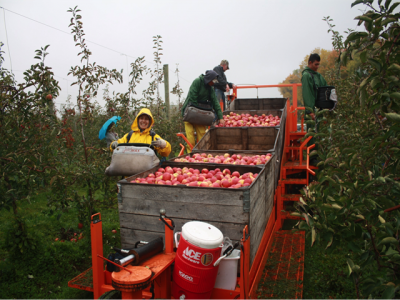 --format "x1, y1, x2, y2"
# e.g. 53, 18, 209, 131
159, 212, 175, 231
174, 232, 181, 248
